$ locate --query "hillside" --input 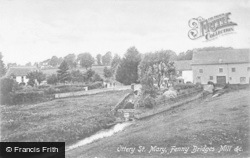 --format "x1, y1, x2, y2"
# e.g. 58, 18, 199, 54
66, 88, 250, 158
1, 90, 130, 145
